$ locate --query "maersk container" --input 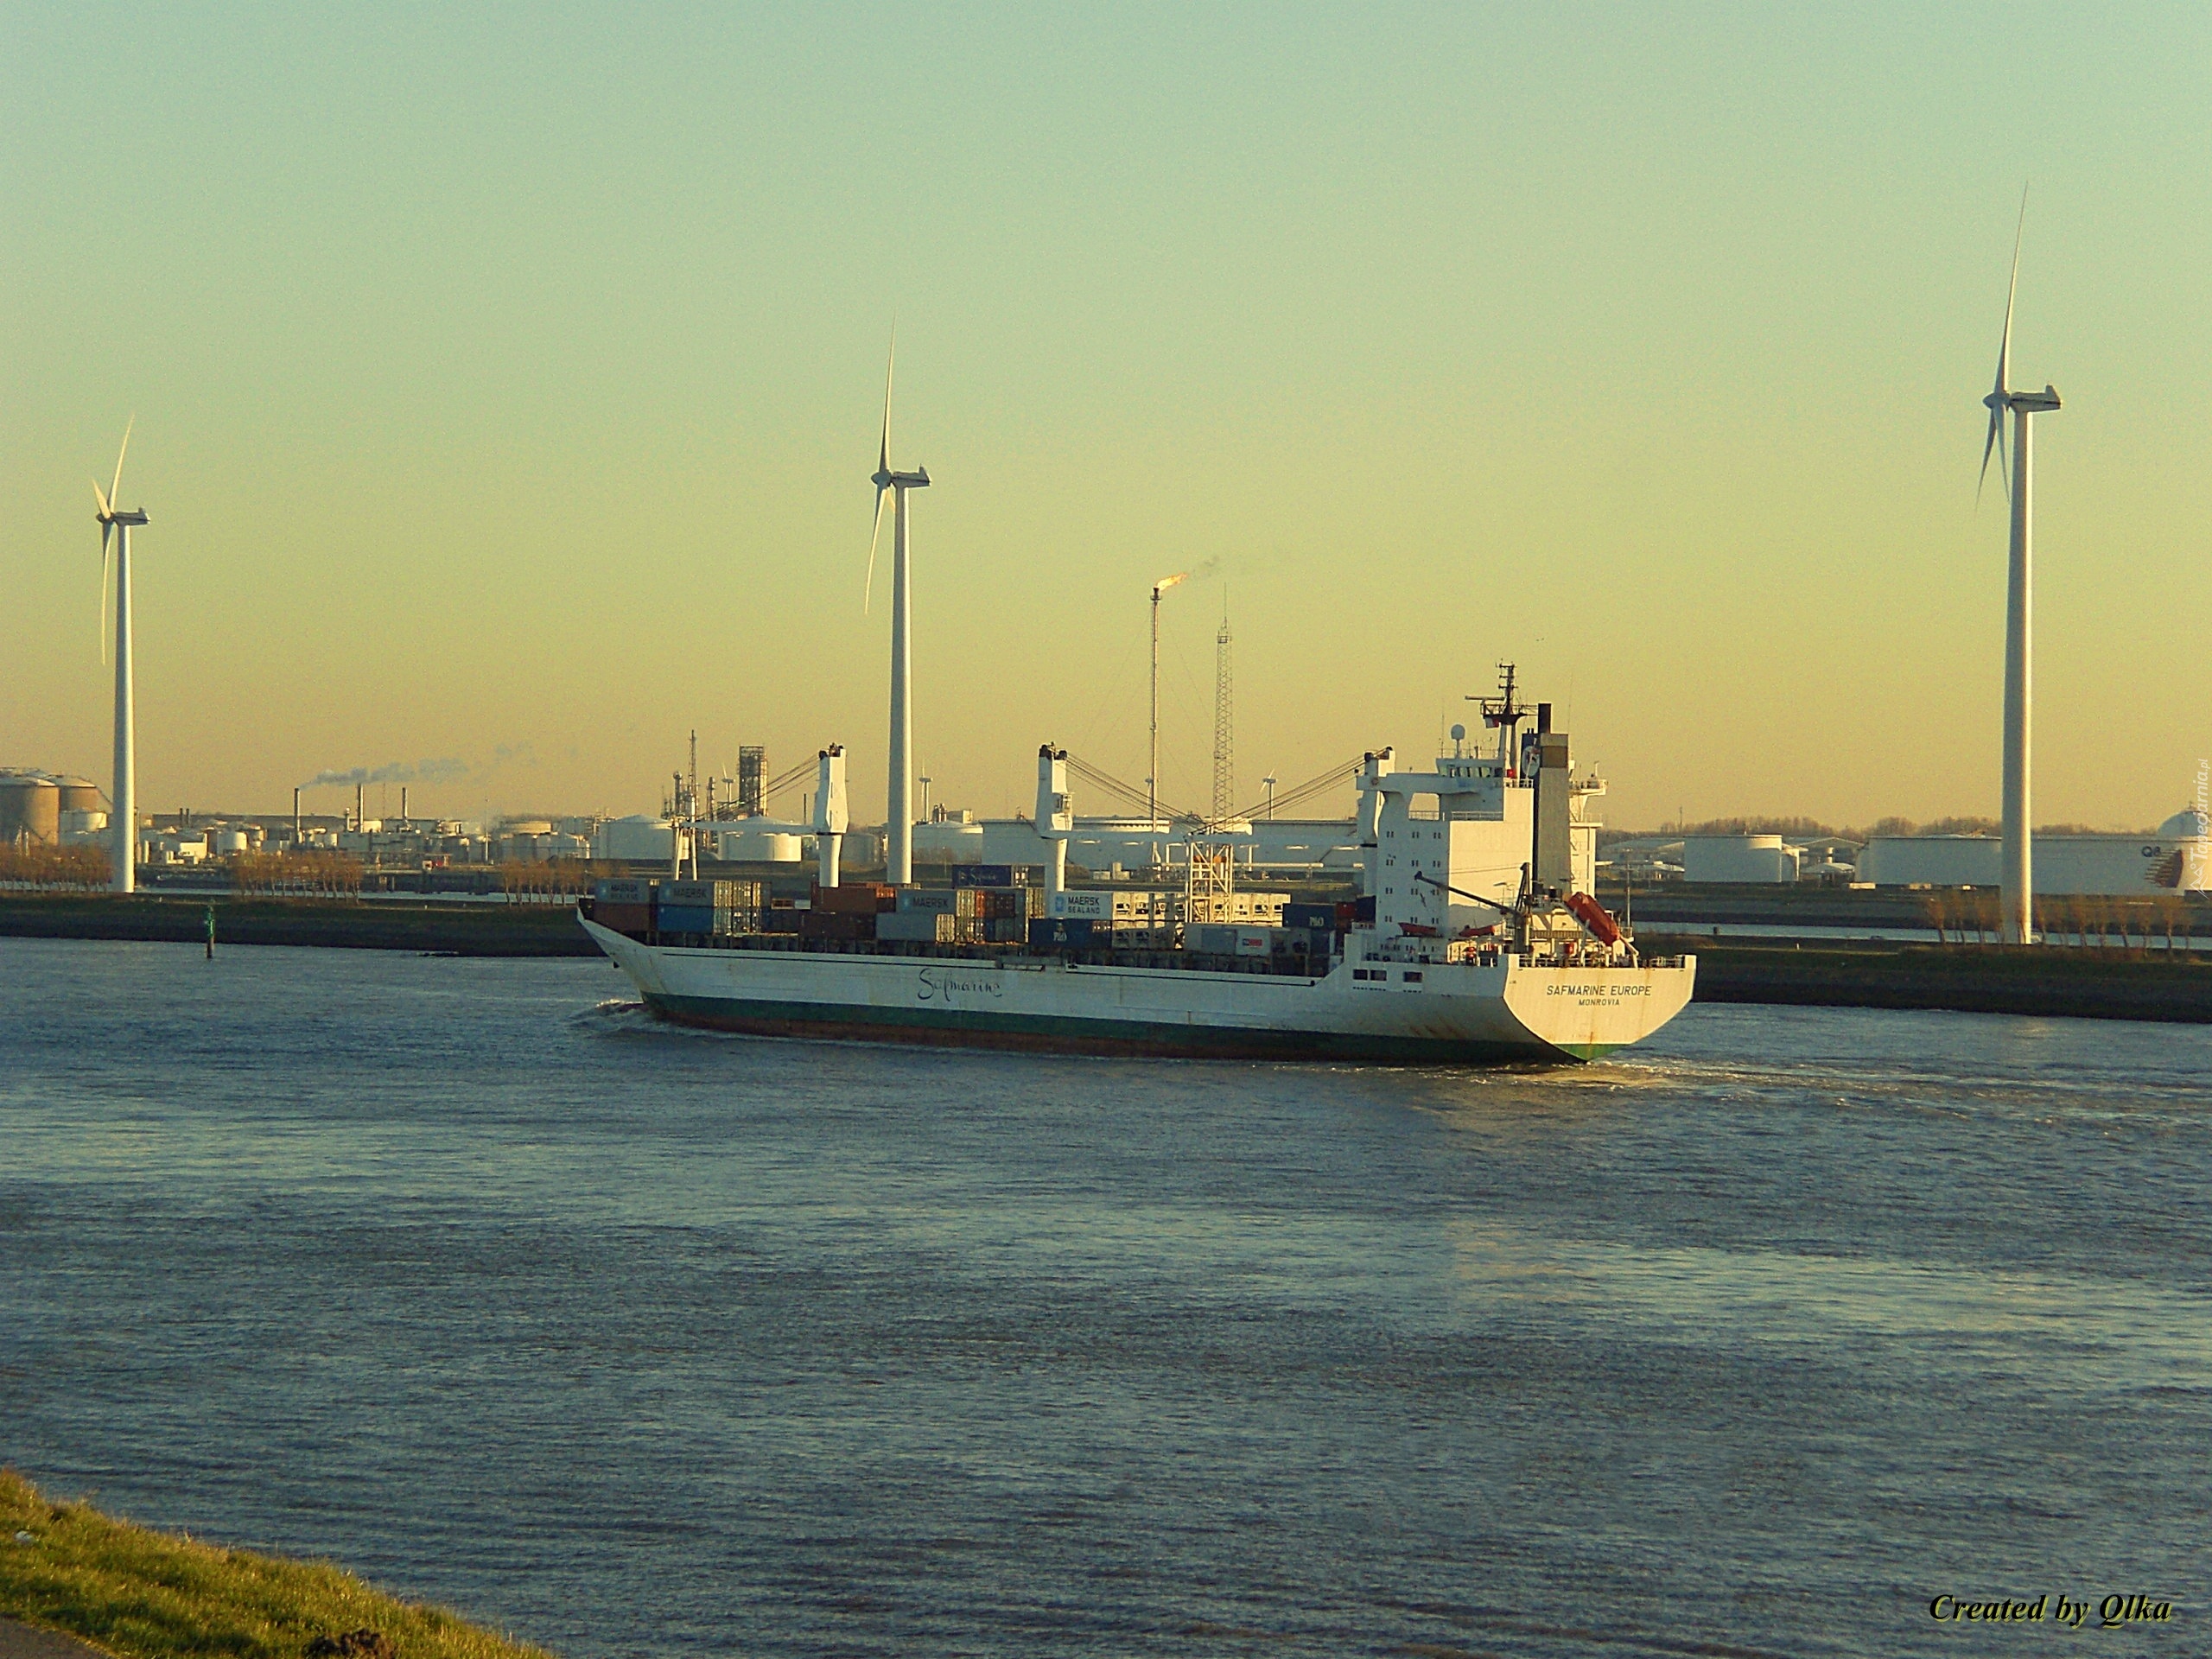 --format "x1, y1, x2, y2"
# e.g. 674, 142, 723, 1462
1049, 890, 1113, 921
897, 888, 959, 915
878, 912, 957, 943
664, 879, 763, 912
595, 878, 653, 906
